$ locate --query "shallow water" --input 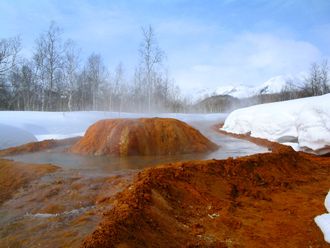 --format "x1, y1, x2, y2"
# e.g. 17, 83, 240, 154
0, 118, 269, 247
5, 120, 268, 172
